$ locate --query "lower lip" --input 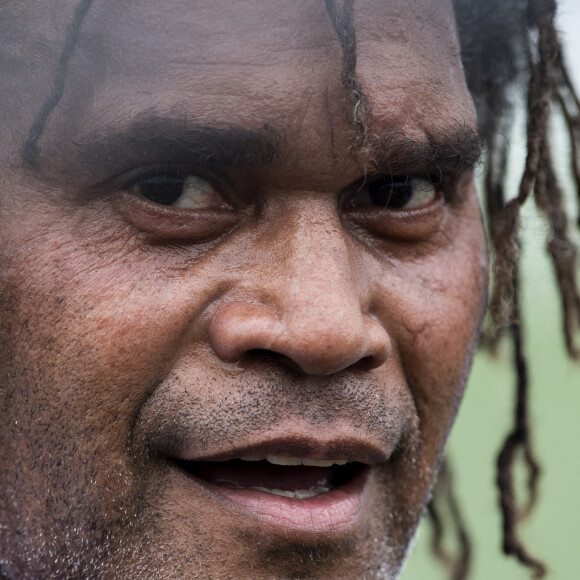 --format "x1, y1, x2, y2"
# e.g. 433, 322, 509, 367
176, 464, 372, 535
